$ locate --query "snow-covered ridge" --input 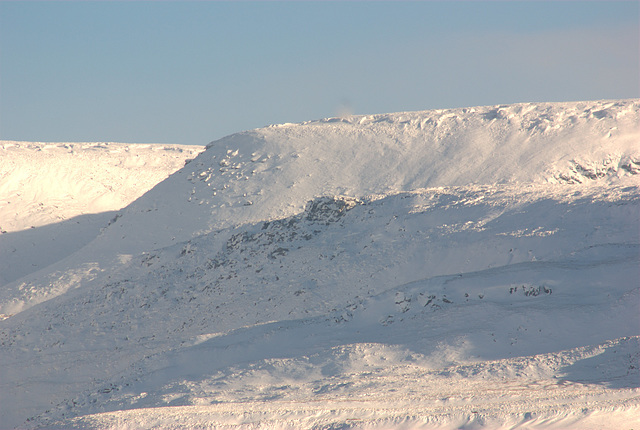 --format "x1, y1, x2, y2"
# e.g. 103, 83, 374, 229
1, 99, 638, 318
4, 99, 637, 314
91, 99, 640, 258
